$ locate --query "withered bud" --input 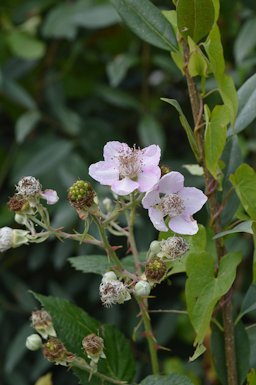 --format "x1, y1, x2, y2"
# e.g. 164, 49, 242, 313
7, 195, 26, 212
67, 180, 96, 210
160, 165, 171, 177
82, 334, 105, 362
43, 337, 74, 366
31, 310, 56, 339
145, 256, 167, 283
159, 236, 189, 260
